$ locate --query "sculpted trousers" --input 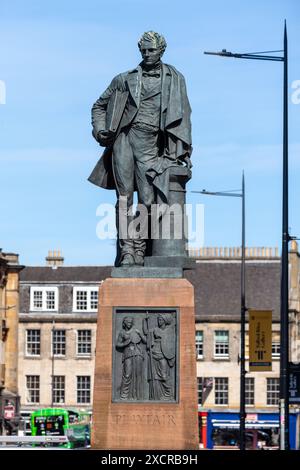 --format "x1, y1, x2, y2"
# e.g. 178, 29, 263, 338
113, 125, 159, 259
